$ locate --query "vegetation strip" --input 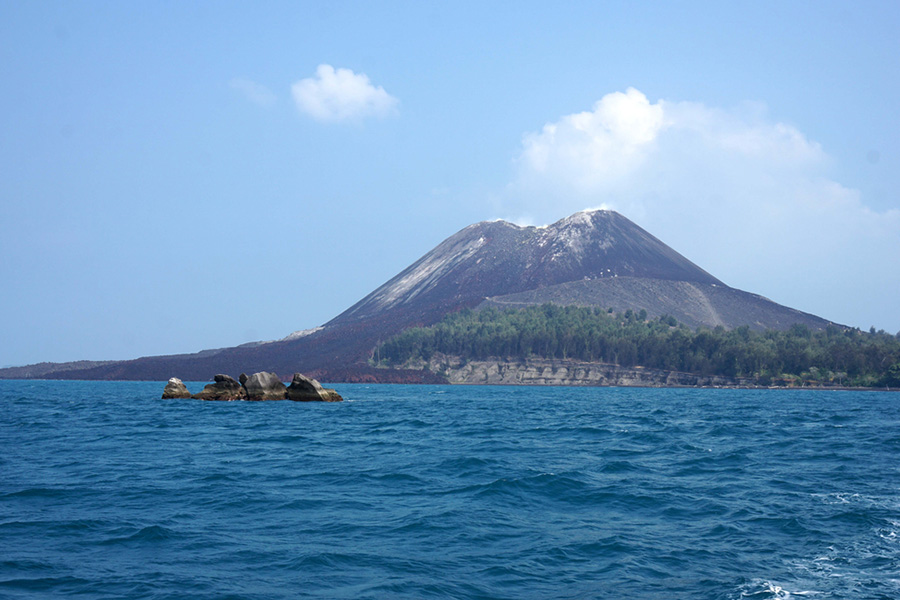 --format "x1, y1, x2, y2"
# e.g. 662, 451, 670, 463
375, 305, 900, 388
